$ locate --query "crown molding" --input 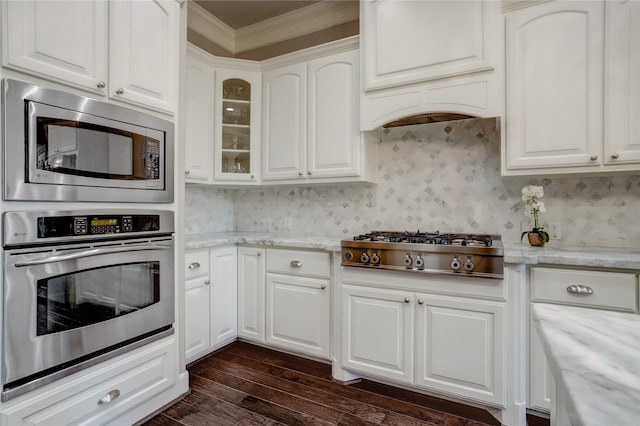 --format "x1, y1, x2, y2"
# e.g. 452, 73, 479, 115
235, 1, 359, 54
260, 35, 359, 71
187, 0, 235, 53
